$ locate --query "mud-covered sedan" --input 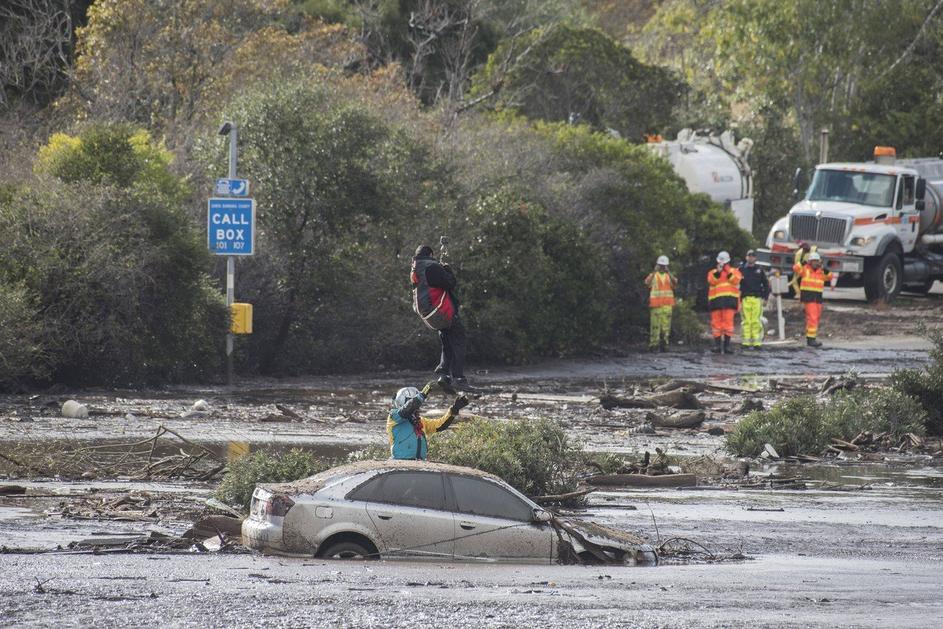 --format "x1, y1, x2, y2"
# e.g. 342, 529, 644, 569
242, 459, 656, 565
